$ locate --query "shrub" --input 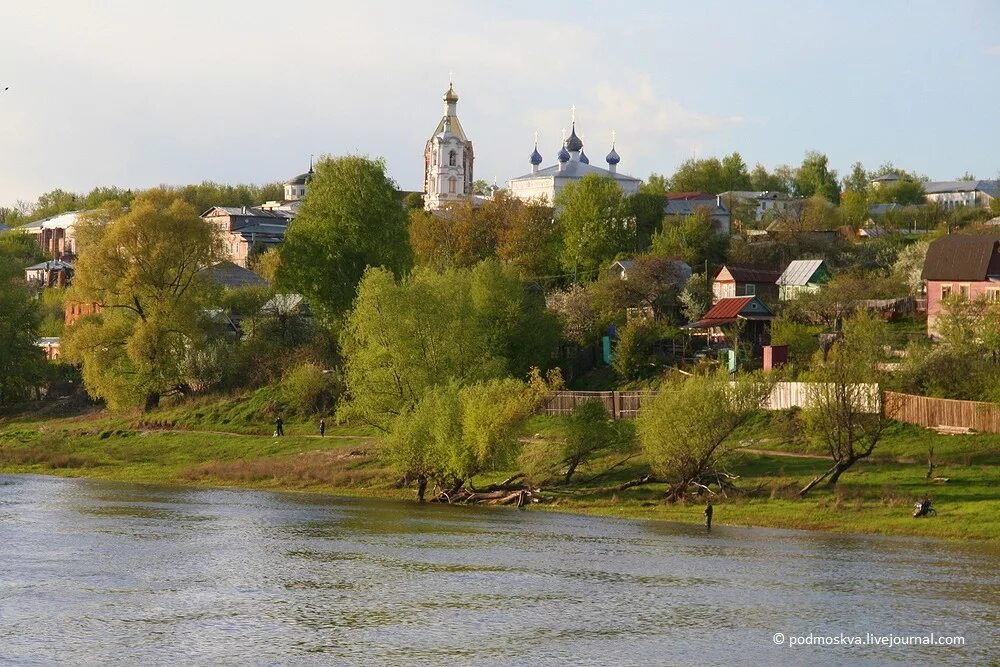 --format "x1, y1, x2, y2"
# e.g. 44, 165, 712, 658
280, 362, 342, 416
